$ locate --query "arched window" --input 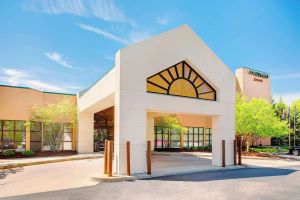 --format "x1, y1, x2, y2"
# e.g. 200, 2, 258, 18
147, 61, 216, 101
